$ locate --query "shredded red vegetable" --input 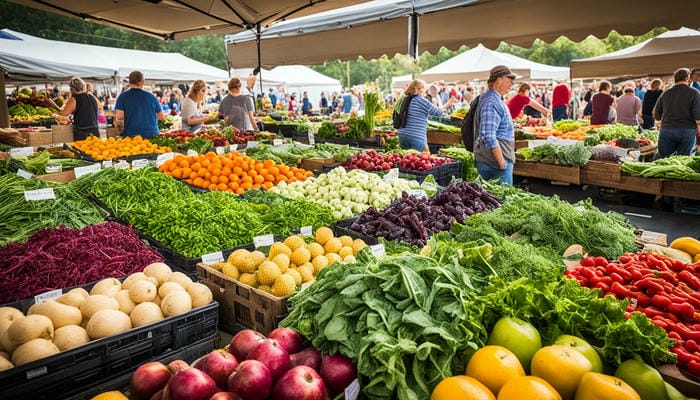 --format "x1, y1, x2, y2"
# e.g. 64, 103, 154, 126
0, 221, 164, 304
